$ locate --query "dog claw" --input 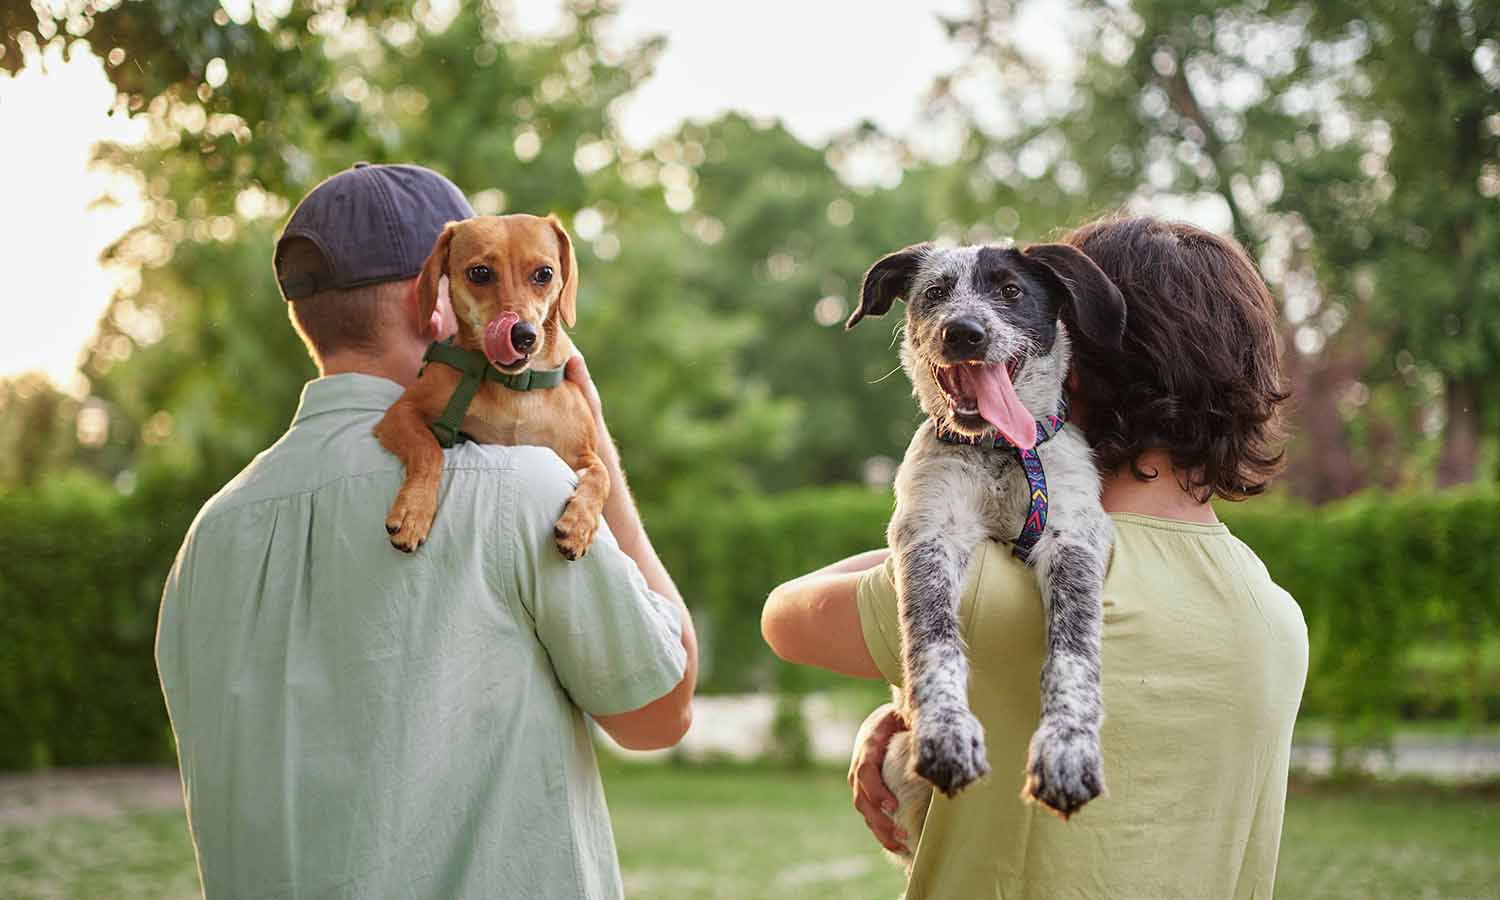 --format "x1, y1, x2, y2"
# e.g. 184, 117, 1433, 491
913, 708, 989, 797
552, 501, 599, 561
384, 491, 436, 554
1022, 718, 1104, 818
